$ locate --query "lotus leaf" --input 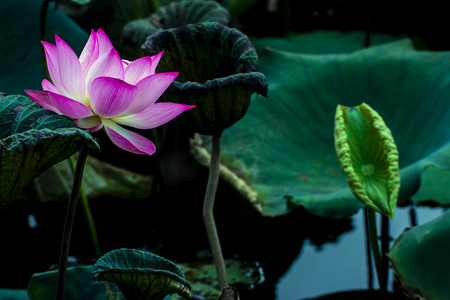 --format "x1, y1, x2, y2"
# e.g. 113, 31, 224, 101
27, 265, 124, 300
388, 209, 450, 299
144, 22, 267, 135
410, 165, 450, 205
250, 30, 406, 55
122, 0, 231, 47
92, 248, 191, 300
0, 95, 99, 209
193, 38, 450, 218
